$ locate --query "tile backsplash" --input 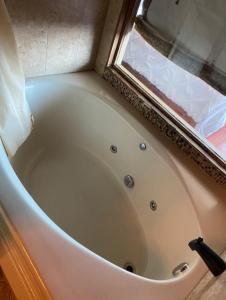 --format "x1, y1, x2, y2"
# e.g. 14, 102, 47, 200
5, 0, 108, 78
